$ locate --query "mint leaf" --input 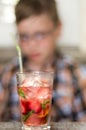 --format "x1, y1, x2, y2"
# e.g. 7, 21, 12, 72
23, 110, 34, 121
41, 100, 50, 109
18, 89, 25, 98
44, 100, 50, 104
42, 103, 46, 109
